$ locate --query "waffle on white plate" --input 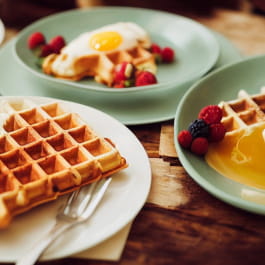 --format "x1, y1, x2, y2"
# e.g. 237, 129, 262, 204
42, 22, 157, 87
0, 99, 127, 228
